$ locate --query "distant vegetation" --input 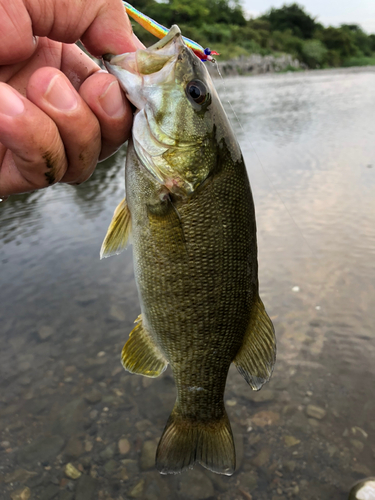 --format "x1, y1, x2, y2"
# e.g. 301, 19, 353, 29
131, 0, 375, 67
